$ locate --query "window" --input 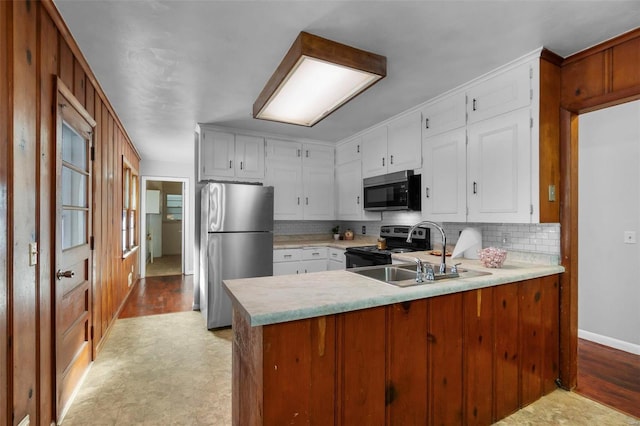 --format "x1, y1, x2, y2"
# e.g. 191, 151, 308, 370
165, 193, 183, 221
123, 157, 139, 257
